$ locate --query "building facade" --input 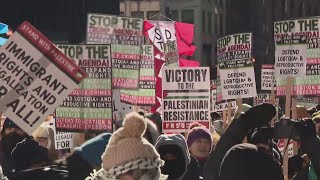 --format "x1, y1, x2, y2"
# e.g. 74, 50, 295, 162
120, 0, 226, 69
120, 0, 160, 19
